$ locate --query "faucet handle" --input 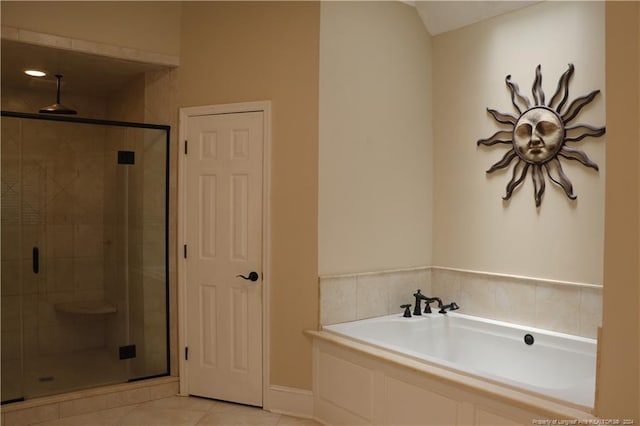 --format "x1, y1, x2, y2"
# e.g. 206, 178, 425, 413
400, 304, 412, 318
423, 297, 443, 314
439, 302, 460, 314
